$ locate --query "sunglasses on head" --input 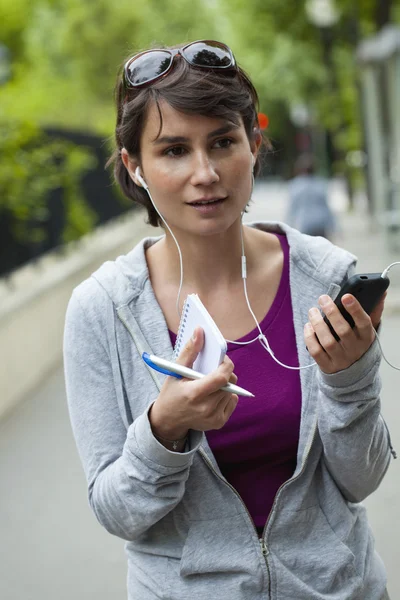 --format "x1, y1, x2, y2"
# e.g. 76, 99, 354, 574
123, 40, 236, 89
